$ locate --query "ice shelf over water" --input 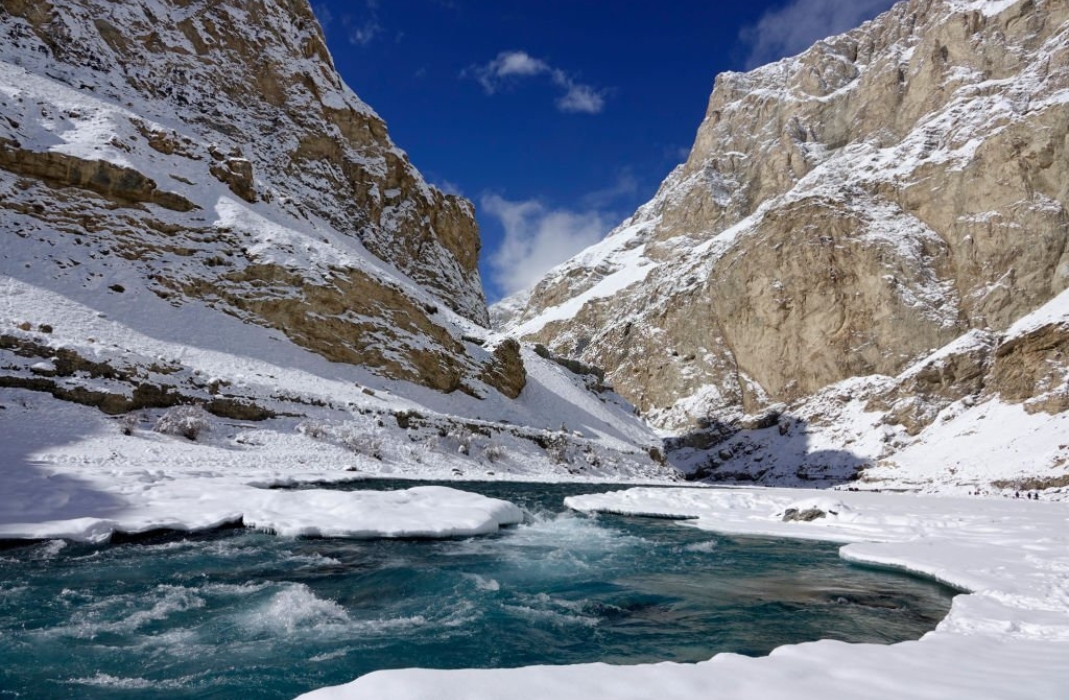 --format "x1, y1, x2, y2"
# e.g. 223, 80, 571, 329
0, 477, 523, 542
